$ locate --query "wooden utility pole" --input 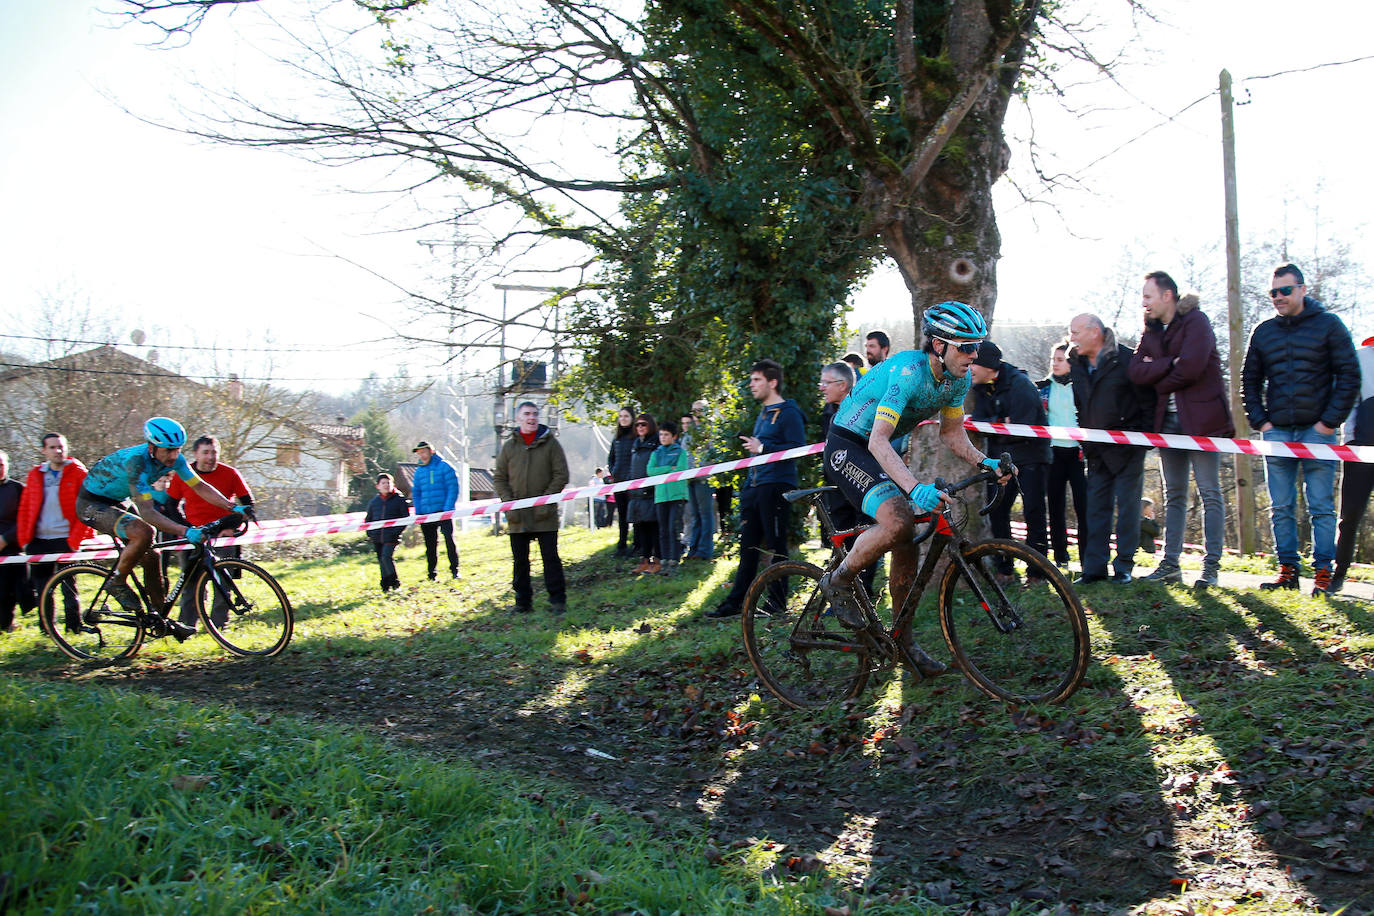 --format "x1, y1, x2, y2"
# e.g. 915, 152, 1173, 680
1221, 69, 1258, 555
